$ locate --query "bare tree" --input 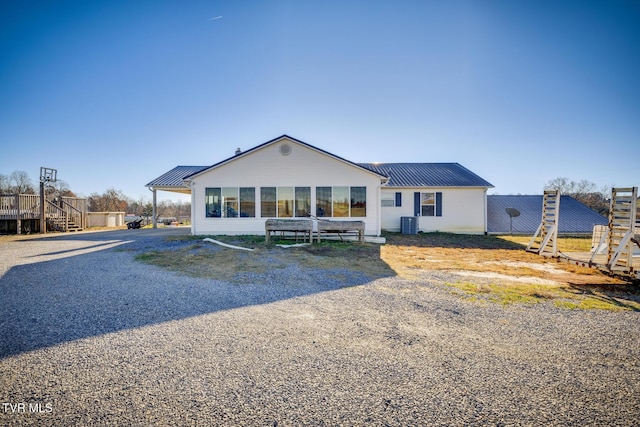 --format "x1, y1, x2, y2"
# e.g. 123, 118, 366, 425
0, 173, 10, 193
88, 188, 128, 212
9, 170, 35, 194
125, 196, 149, 216
544, 177, 609, 215
45, 180, 76, 198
